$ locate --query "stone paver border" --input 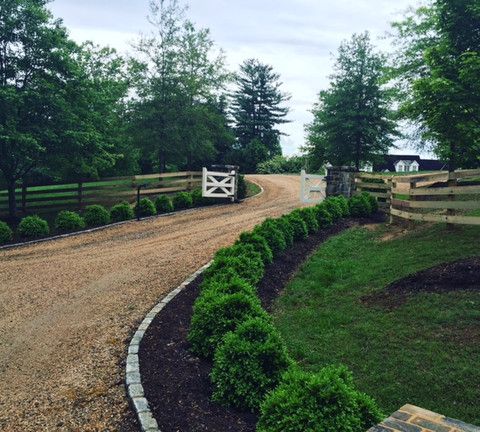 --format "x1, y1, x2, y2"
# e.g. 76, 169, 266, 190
125, 261, 212, 432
